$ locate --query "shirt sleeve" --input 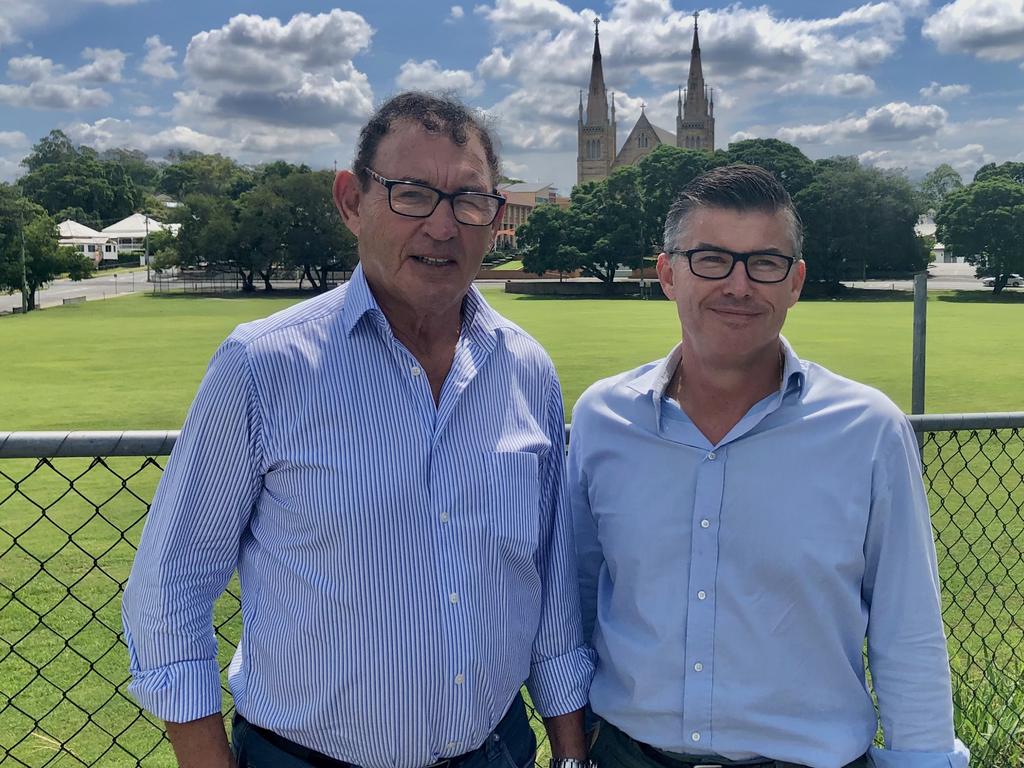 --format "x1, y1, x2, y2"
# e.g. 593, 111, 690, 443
121, 337, 264, 723
525, 373, 596, 718
566, 400, 603, 646
863, 416, 969, 768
